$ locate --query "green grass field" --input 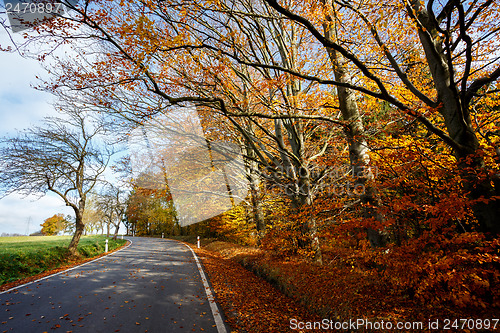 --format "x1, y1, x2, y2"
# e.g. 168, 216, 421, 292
0, 235, 127, 286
